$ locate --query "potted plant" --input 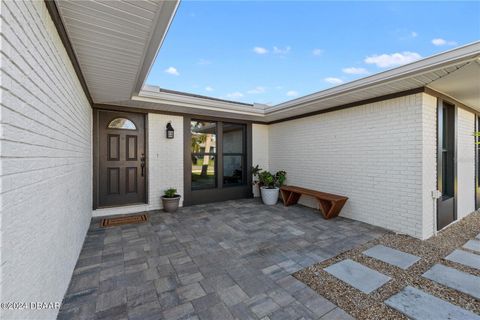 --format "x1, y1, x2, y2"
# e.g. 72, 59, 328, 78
258, 170, 287, 205
161, 188, 181, 213
252, 165, 262, 197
